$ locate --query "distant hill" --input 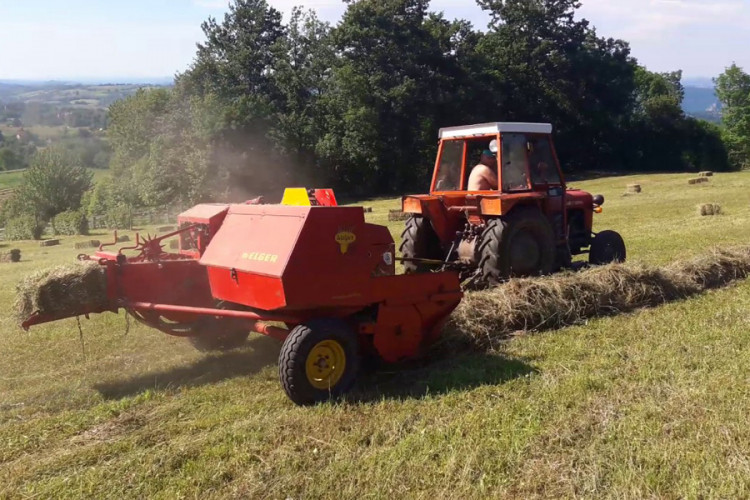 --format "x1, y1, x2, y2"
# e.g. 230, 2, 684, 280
0, 81, 170, 109
683, 85, 721, 123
